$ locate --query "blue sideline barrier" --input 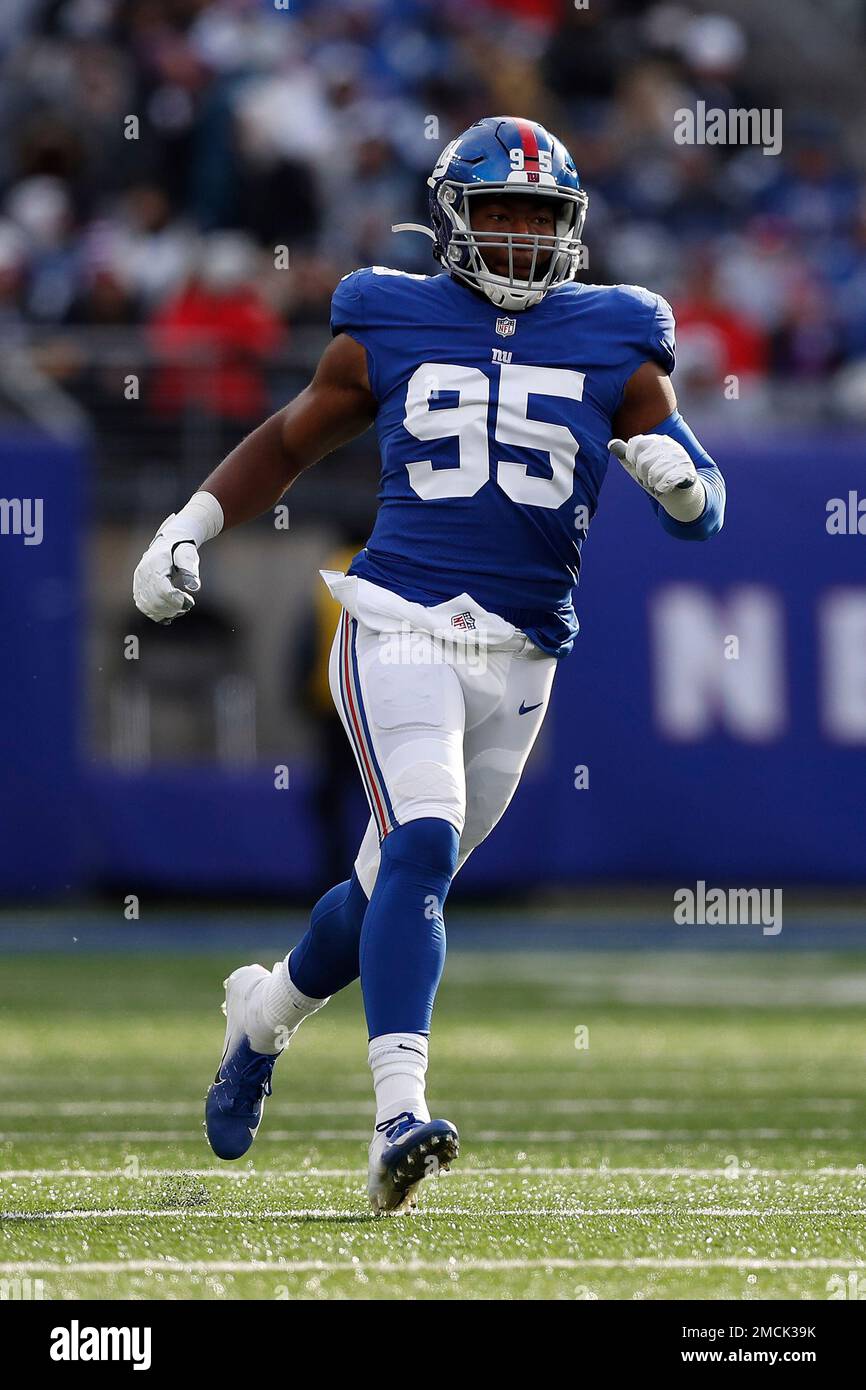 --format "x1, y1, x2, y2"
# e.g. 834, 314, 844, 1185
2, 427, 865, 896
